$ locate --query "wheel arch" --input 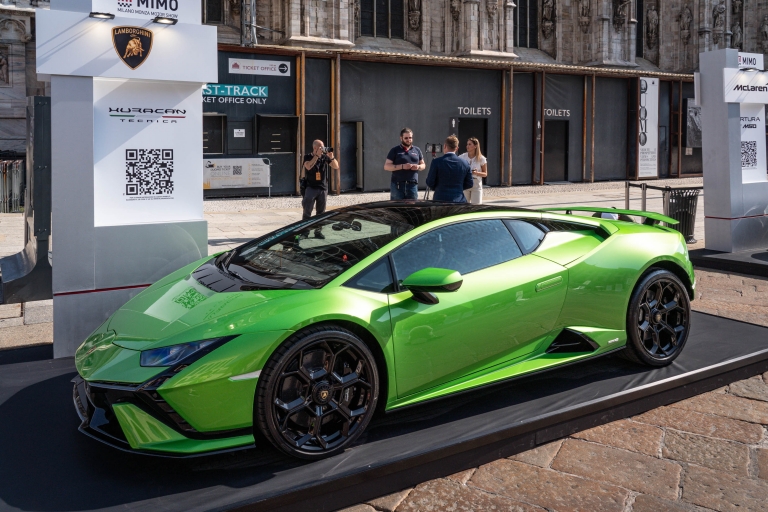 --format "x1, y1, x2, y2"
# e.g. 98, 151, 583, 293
644, 259, 694, 299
